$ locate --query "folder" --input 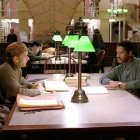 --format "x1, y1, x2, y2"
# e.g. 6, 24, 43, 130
16, 94, 65, 111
